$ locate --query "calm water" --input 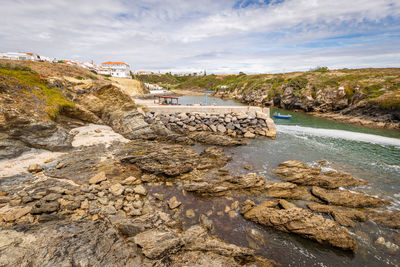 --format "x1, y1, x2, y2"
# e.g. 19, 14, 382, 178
178, 95, 245, 106
181, 95, 400, 266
